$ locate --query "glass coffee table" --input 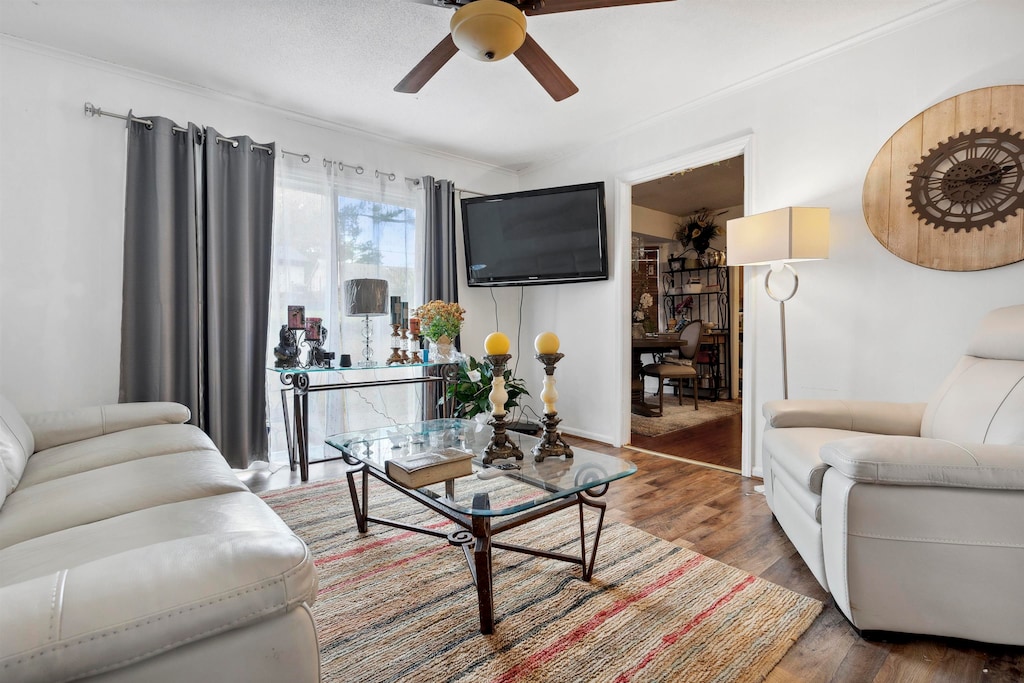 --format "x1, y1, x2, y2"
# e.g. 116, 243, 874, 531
325, 418, 637, 634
